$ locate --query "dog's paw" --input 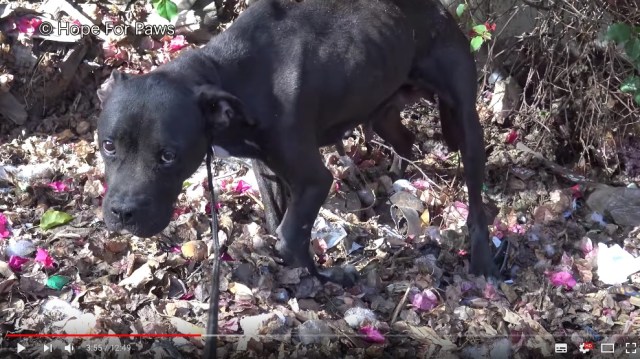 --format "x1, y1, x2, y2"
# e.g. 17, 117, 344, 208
274, 240, 299, 267
318, 265, 360, 287
470, 248, 501, 280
